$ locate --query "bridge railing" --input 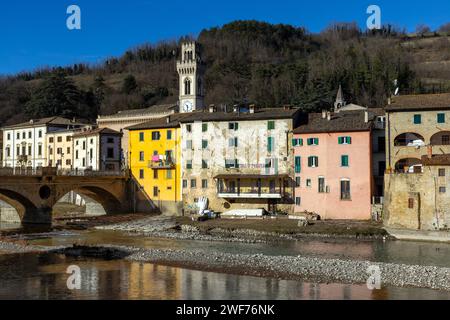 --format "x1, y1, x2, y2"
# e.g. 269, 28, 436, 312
0, 166, 128, 177
57, 169, 128, 177
0, 167, 45, 176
